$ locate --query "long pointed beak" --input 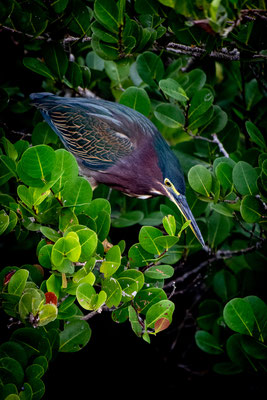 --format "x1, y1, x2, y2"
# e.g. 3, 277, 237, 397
172, 194, 205, 248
